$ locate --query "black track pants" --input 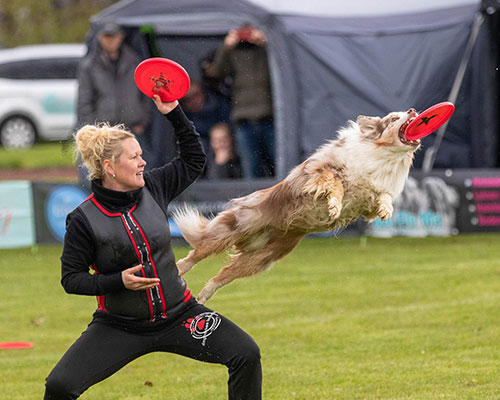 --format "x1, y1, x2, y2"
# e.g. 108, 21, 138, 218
44, 304, 261, 399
